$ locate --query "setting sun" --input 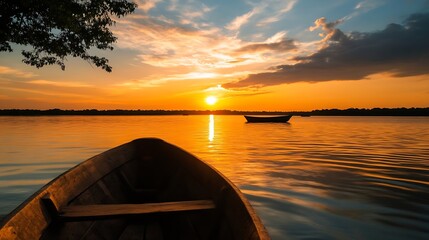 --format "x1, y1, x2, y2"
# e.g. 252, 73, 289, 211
205, 96, 218, 105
